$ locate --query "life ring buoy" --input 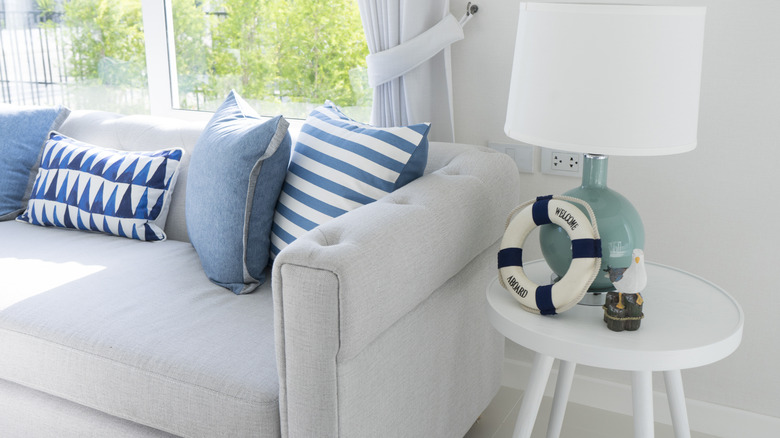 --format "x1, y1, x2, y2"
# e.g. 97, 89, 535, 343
497, 195, 602, 315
